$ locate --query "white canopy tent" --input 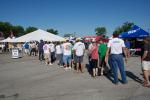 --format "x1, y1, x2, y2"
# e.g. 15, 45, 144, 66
14, 29, 65, 42
0, 37, 16, 42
